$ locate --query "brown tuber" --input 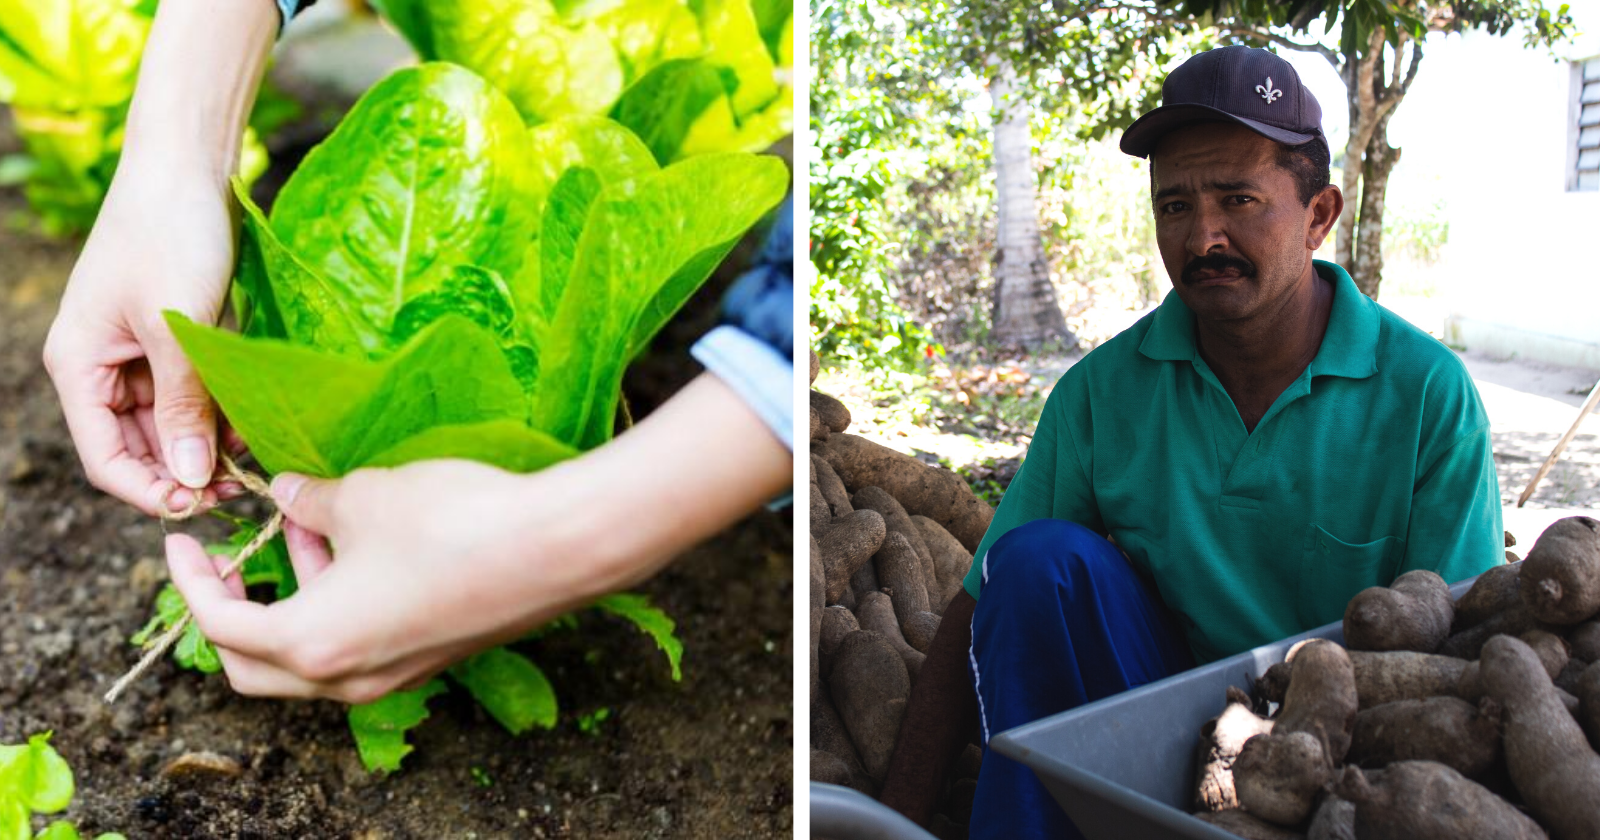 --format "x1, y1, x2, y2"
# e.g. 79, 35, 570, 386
1481, 633, 1600, 840
812, 455, 853, 518
811, 389, 851, 434
1343, 570, 1453, 653
1234, 730, 1330, 826
827, 630, 911, 783
901, 610, 941, 653
872, 532, 931, 627
1519, 516, 1600, 626
1194, 686, 1275, 812
819, 509, 885, 603
816, 433, 994, 551
1307, 796, 1355, 840
819, 605, 858, 673
1346, 696, 1502, 780
853, 592, 926, 680
1194, 808, 1307, 840
855, 486, 938, 598
1334, 762, 1547, 840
